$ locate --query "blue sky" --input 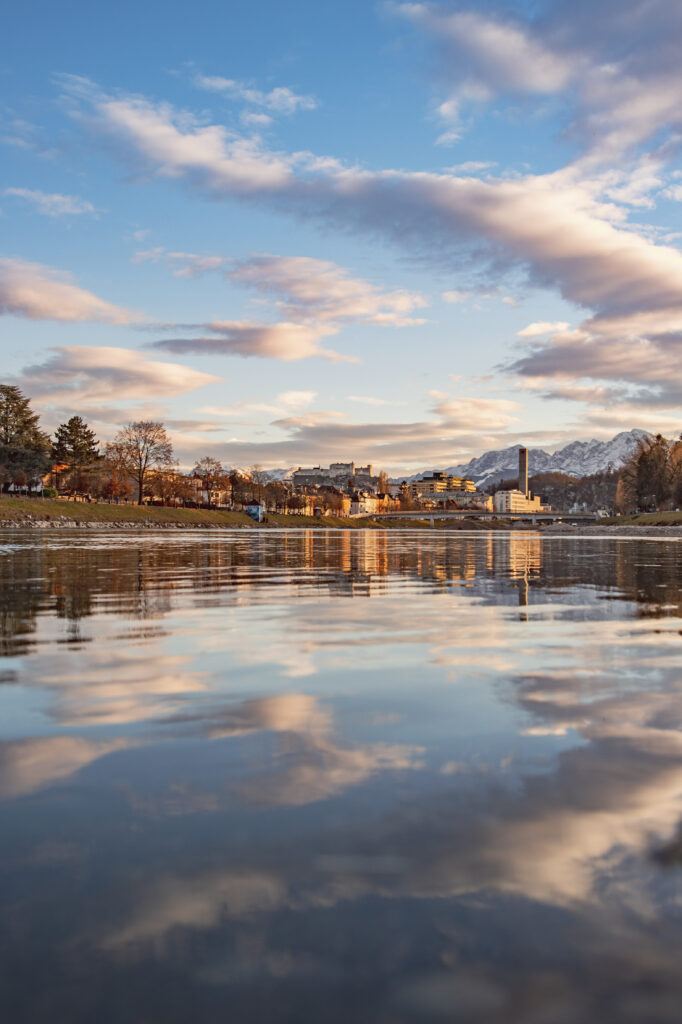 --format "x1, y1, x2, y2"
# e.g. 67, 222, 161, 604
3, 0, 682, 472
